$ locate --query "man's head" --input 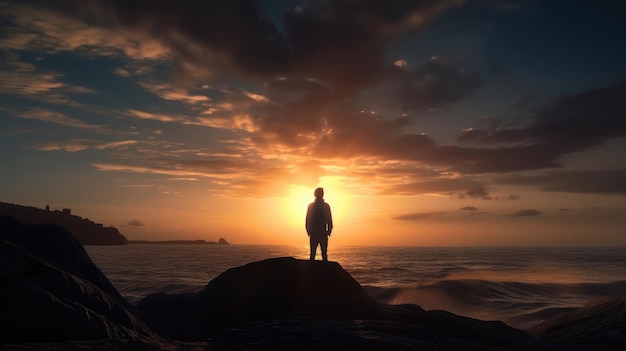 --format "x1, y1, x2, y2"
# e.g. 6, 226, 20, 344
314, 187, 324, 199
